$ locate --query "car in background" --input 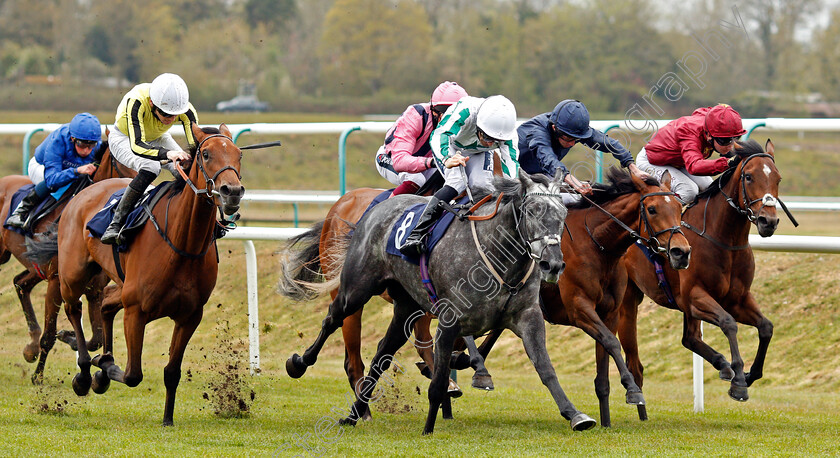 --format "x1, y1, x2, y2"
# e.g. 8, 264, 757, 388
216, 94, 270, 112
